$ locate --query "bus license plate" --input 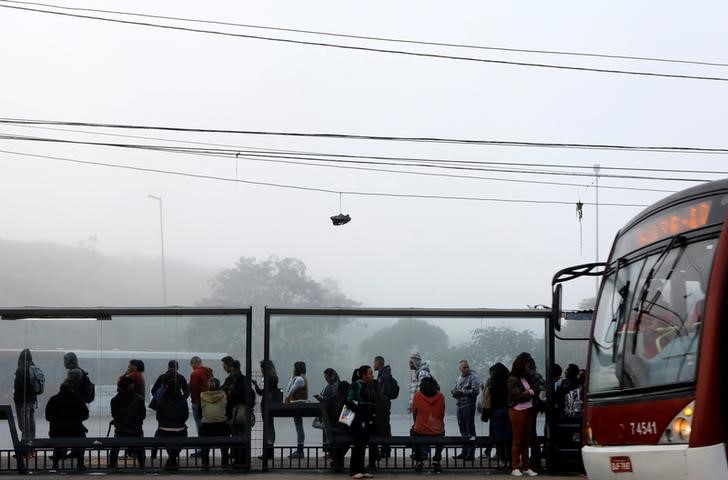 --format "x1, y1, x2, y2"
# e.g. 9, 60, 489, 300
610, 456, 633, 473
